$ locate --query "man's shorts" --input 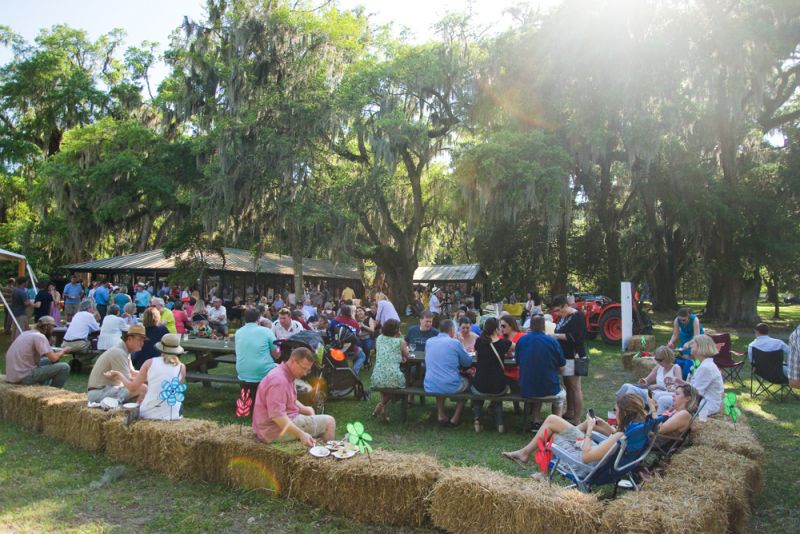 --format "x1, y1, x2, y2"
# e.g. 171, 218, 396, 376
562, 359, 575, 377
87, 385, 133, 404
275, 414, 333, 441
64, 303, 79, 318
